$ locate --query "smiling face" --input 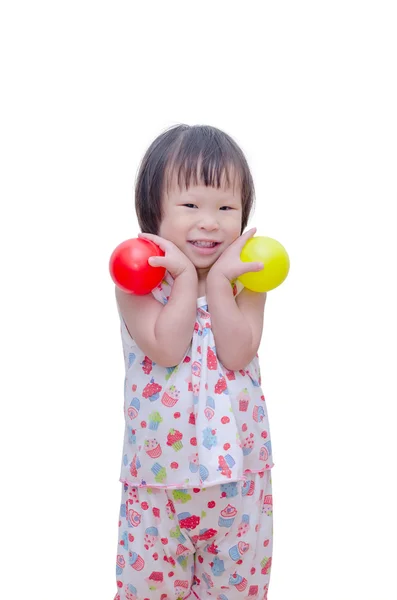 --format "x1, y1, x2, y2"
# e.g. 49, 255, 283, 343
158, 175, 243, 279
